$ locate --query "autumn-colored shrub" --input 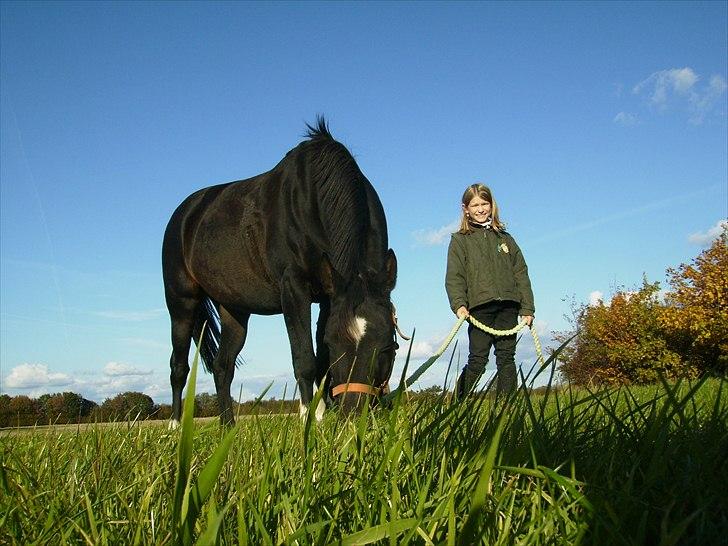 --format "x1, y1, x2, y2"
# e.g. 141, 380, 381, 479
558, 227, 727, 385
557, 280, 687, 385
659, 228, 727, 375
